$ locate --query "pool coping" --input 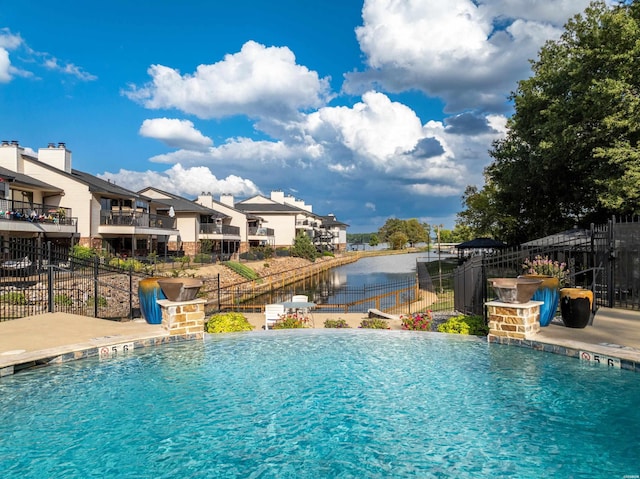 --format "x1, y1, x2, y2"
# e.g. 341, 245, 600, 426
488, 333, 640, 372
